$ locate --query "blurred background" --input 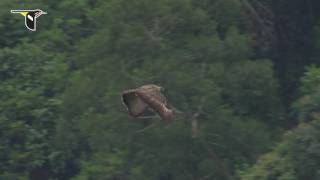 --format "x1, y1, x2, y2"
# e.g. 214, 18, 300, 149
1, 0, 320, 179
